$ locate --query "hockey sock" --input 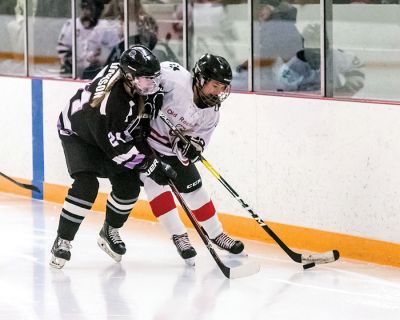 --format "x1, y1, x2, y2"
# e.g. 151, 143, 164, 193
182, 188, 222, 239
149, 191, 186, 236
58, 195, 93, 241
105, 192, 137, 228
158, 210, 187, 236
199, 214, 223, 240
57, 173, 98, 241
182, 187, 215, 222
